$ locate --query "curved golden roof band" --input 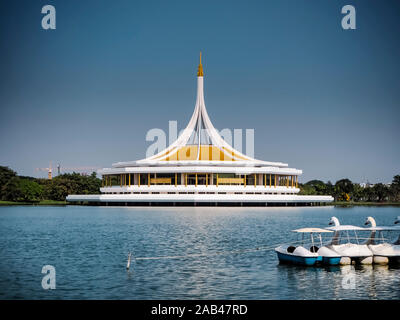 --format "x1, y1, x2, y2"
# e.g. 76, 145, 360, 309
161, 145, 237, 162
